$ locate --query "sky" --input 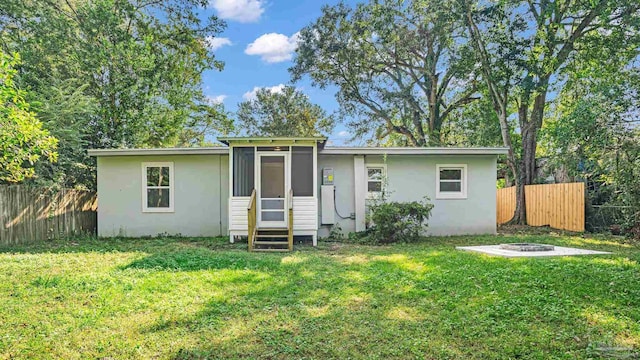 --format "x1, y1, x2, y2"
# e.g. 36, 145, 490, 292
201, 0, 359, 145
